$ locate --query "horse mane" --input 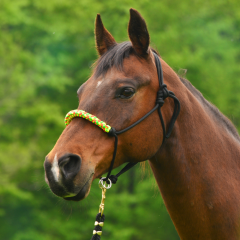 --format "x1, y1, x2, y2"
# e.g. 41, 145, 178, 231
180, 77, 240, 141
94, 41, 158, 78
